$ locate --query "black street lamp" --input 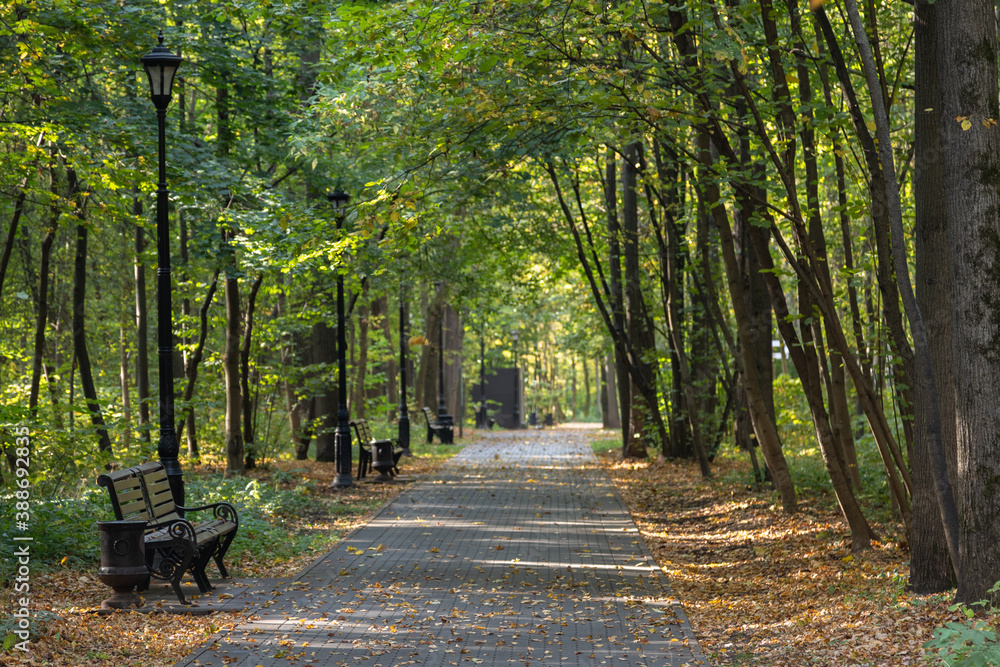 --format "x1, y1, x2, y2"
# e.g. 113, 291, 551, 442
398, 280, 411, 456
434, 281, 454, 442
478, 325, 487, 429
142, 32, 184, 506
329, 189, 353, 488
512, 330, 520, 430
